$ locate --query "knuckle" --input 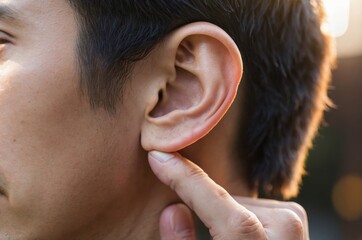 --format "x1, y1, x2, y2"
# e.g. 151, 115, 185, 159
164, 158, 185, 192
181, 168, 206, 210
225, 211, 266, 239
281, 209, 304, 239
214, 186, 230, 201
168, 177, 179, 192
166, 159, 198, 192
185, 165, 208, 180
170, 165, 208, 211
286, 202, 308, 222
